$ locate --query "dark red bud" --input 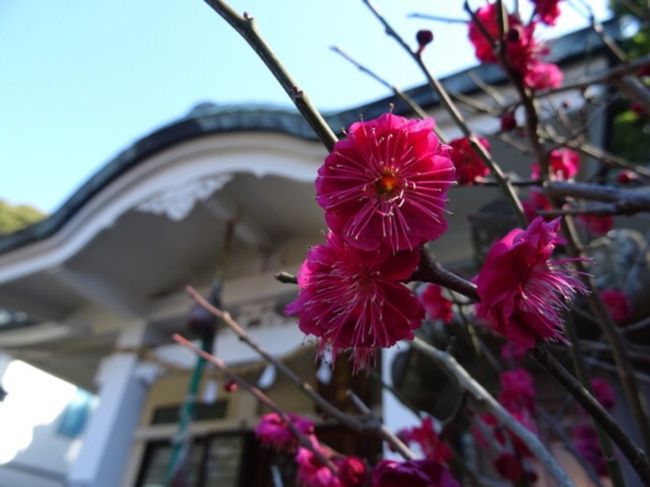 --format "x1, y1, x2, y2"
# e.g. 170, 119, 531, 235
500, 111, 516, 132
416, 29, 434, 50
617, 170, 638, 184
187, 303, 217, 335
224, 380, 238, 393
